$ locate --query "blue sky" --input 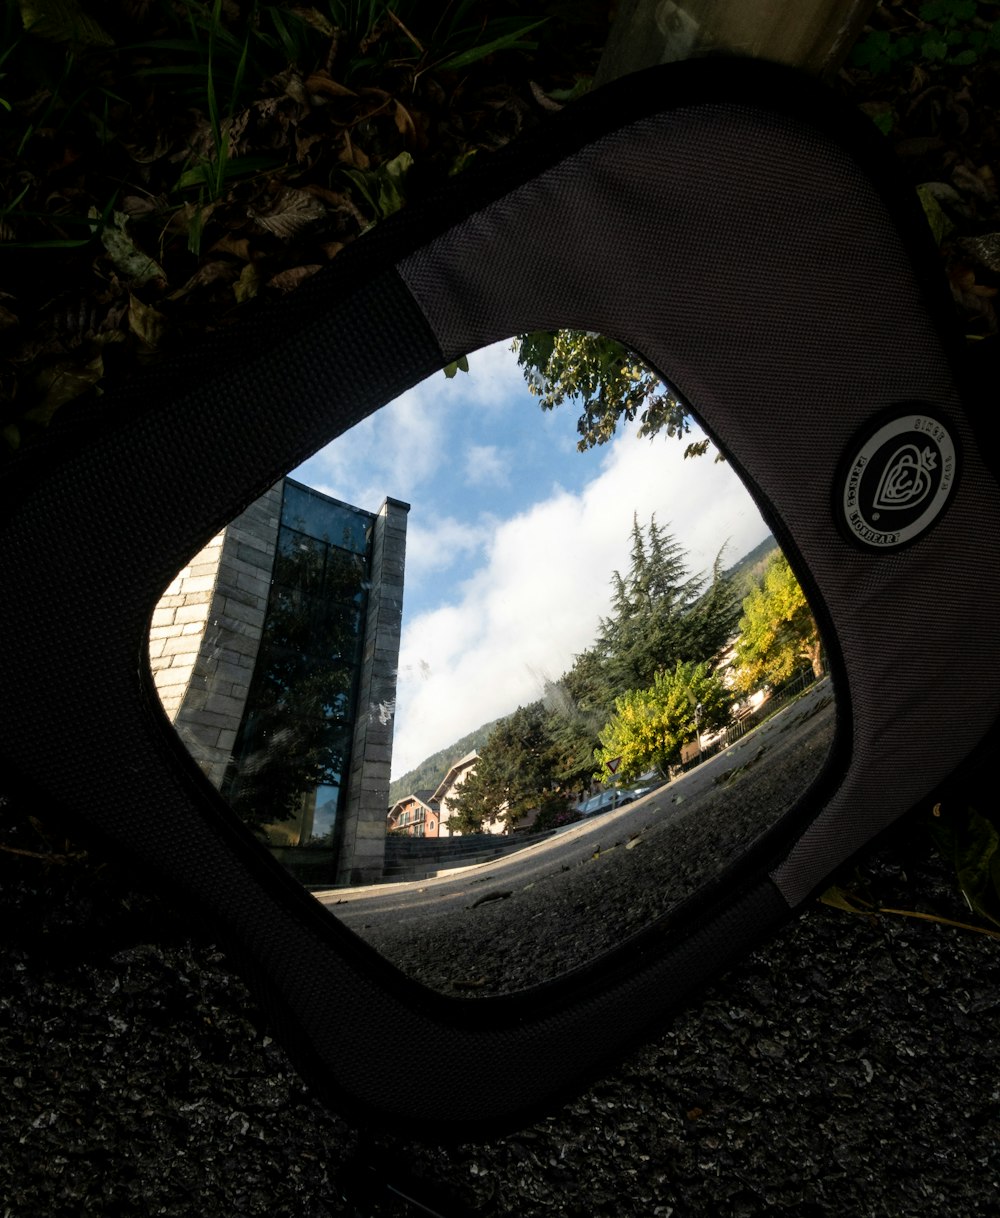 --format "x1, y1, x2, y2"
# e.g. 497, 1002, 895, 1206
293, 340, 772, 779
